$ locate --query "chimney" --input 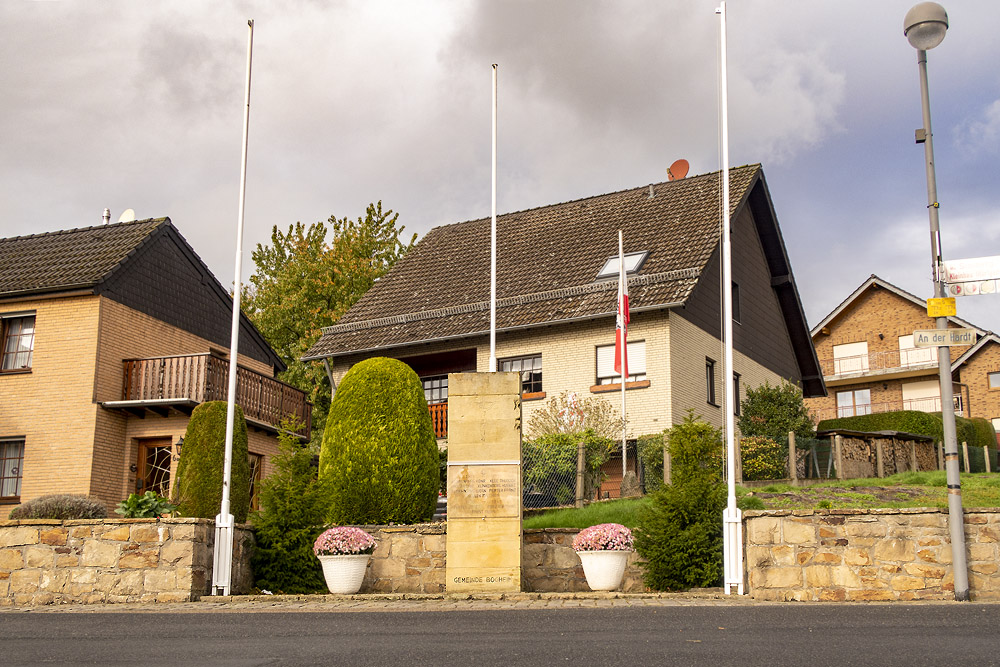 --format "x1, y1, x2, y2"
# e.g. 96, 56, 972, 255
103, 208, 111, 225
